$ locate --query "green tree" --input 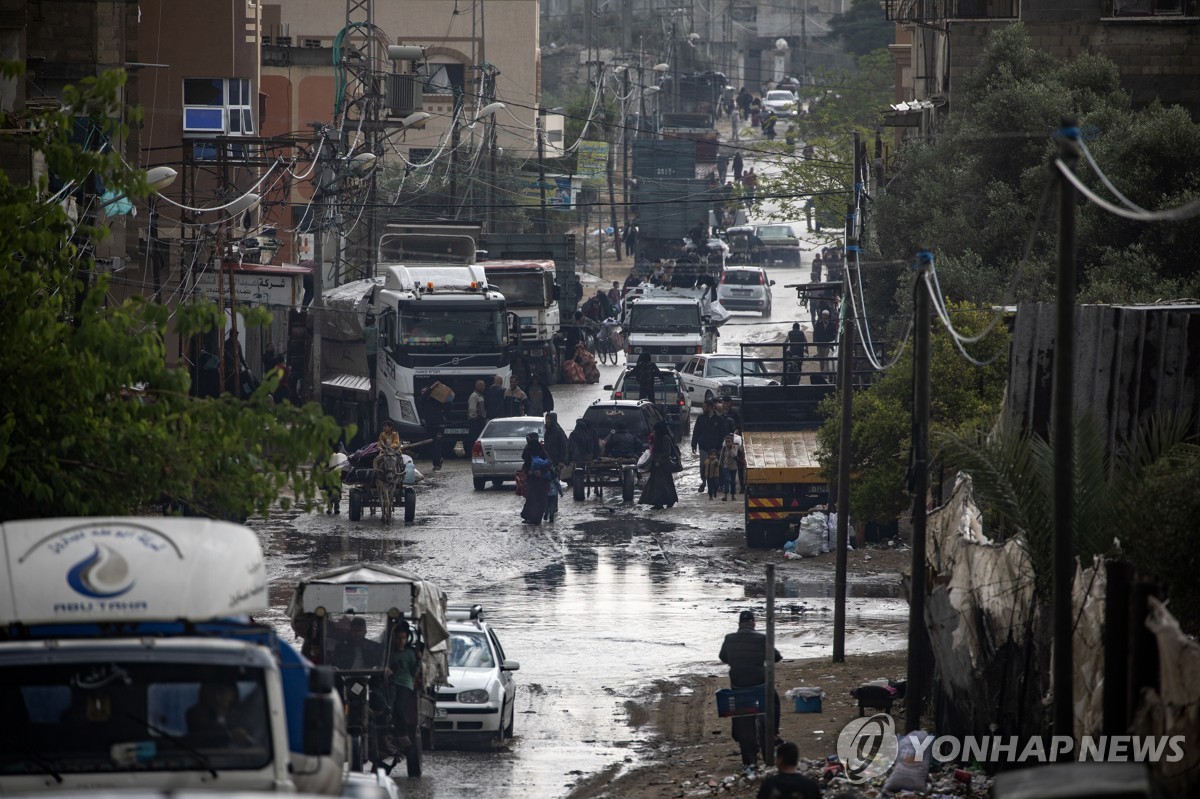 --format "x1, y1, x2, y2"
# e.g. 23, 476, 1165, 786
820, 0, 895, 58
815, 299, 1010, 524
0, 67, 345, 521
762, 48, 893, 241
872, 24, 1200, 308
